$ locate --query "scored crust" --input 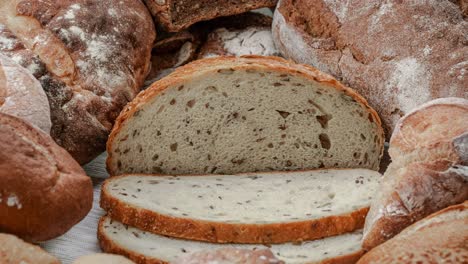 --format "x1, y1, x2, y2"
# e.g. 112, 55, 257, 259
106, 55, 384, 175
100, 171, 370, 244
